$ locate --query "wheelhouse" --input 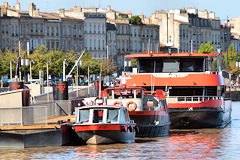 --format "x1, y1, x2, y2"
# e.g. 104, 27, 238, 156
75, 106, 131, 124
